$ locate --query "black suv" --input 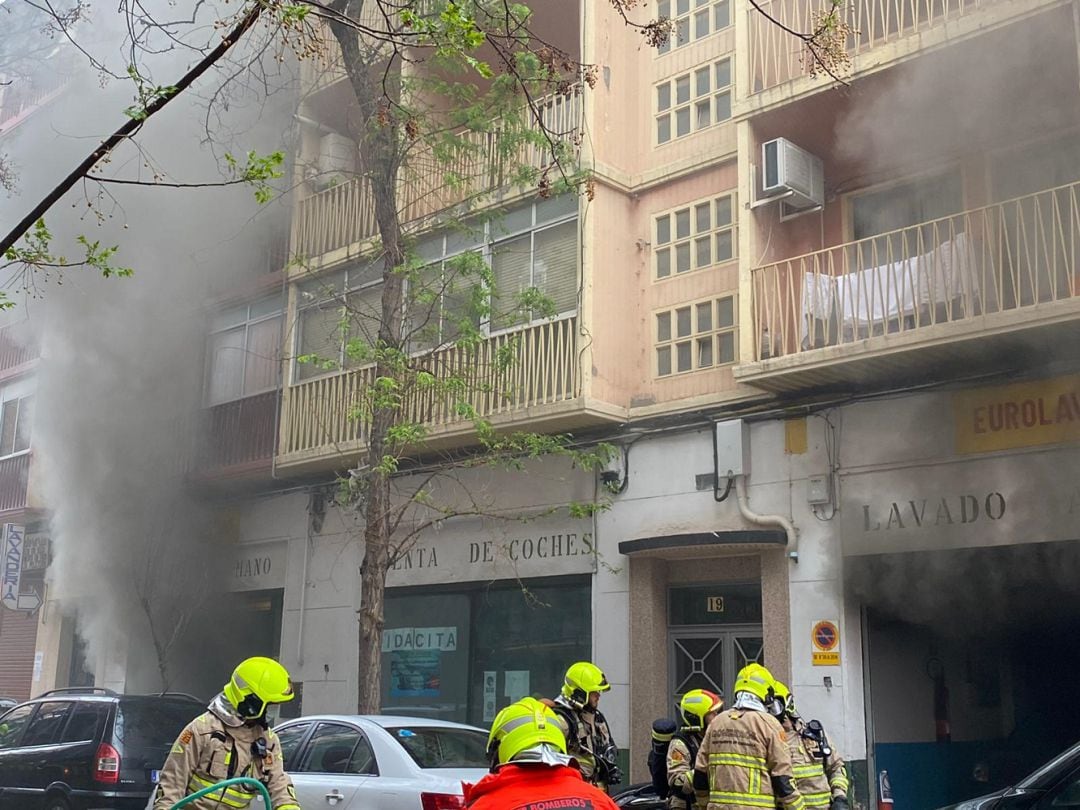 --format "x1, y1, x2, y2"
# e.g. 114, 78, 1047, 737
0, 688, 204, 810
